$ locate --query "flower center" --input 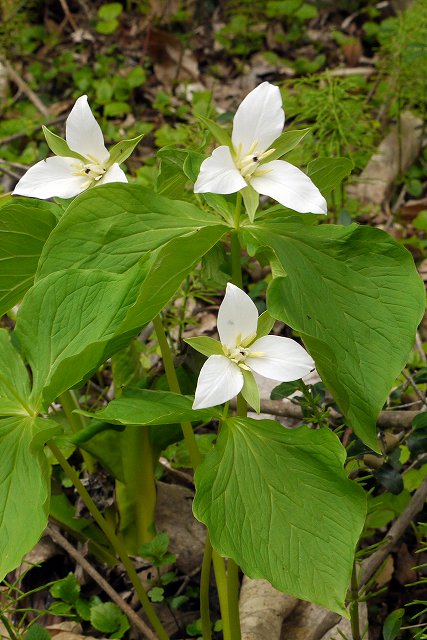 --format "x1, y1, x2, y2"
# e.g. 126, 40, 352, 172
234, 141, 275, 180
223, 342, 264, 370
72, 158, 107, 189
